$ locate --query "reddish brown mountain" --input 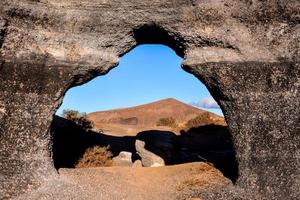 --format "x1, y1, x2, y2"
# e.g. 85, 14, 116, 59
87, 98, 225, 136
